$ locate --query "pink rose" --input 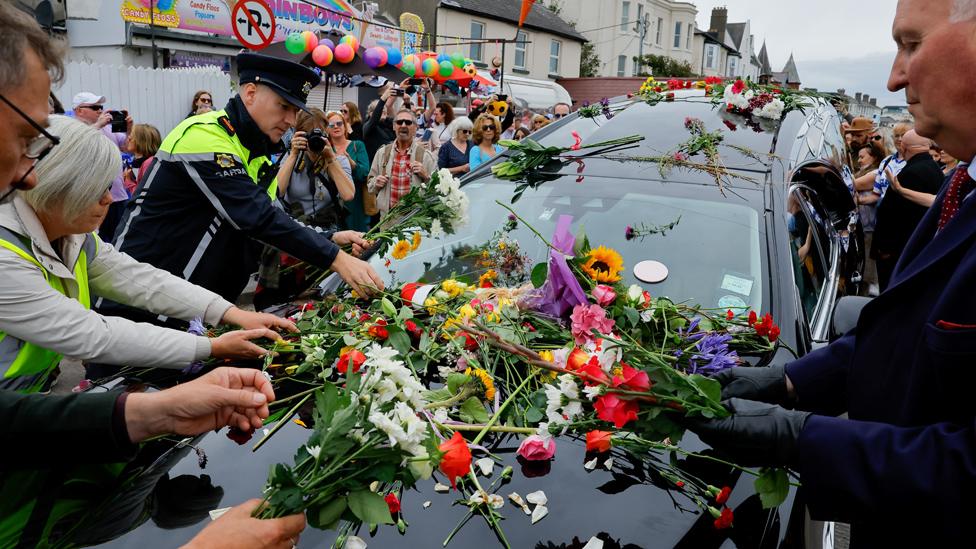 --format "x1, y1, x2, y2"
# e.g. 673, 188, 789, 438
516, 435, 557, 461
592, 285, 617, 307
570, 303, 616, 345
